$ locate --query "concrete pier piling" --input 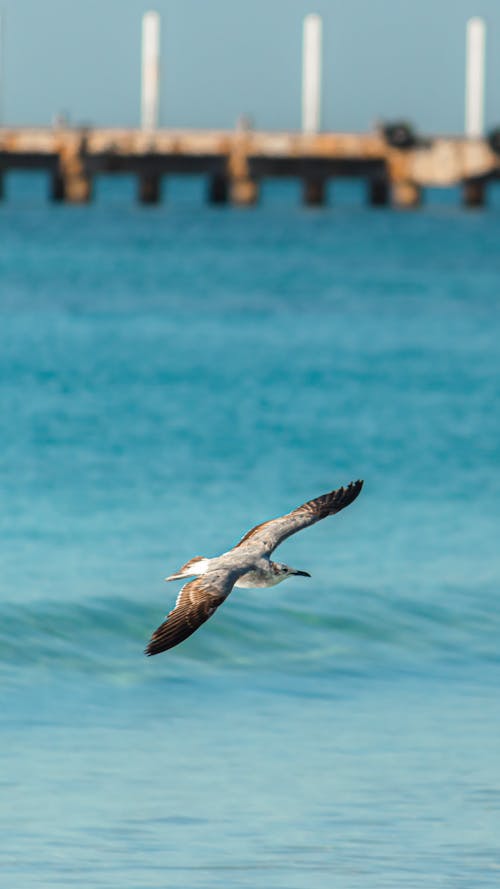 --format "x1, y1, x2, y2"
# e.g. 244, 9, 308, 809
463, 177, 486, 207
230, 177, 259, 206
392, 180, 422, 209
138, 173, 161, 203
51, 132, 92, 202
228, 134, 259, 205
368, 176, 390, 207
303, 177, 326, 206
208, 174, 229, 204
